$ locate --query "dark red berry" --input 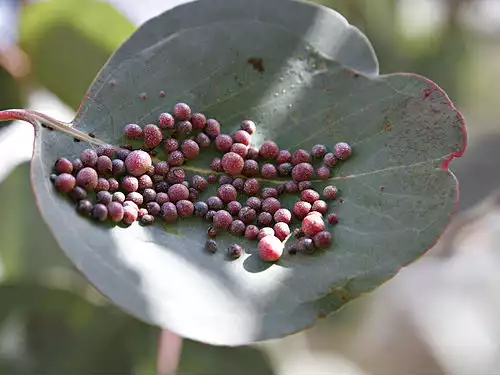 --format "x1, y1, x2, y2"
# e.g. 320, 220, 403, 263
292, 149, 312, 165
164, 138, 179, 153
293, 201, 311, 219
292, 163, 314, 182
158, 112, 175, 129
258, 227, 275, 240
95, 144, 115, 158
166, 167, 185, 184
143, 124, 163, 148
246, 197, 261, 211
246, 146, 259, 160
258, 212, 273, 226
143, 188, 157, 203
116, 148, 131, 161
72, 158, 83, 174
301, 189, 320, 203
167, 150, 184, 166
276, 184, 286, 195
261, 163, 277, 179
76, 167, 98, 191
123, 206, 138, 225
323, 185, 338, 200
180, 139, 199, 159
155, 181, 169, 193
227, 201, 242, 216
277, 163, 292, 177
96, 155, 112, 175
230, 220, 246, 236
213, 210, 232, 230
313, 231, 332, 249
259, 141, 279, 159
121, 176, 138, 193
206, 239, 217, 252
228, 244, 243, 259
262, 197, 280, 214
108, 178, 119, 192
81, 149, 98, 167
210, 157, 223, 172
176, 120, 192, 135
176, 200, 194, 217
219, 174, 233, 185
91, 203, 108, 221
327, 213, 338, 224
244, 225, 259, 240
240, 120, 256, 134
258, 235, 283, 261
232, 178, 244, 192
311, 144, 328, 159
277, 150, 292, 164
298, 181, 312, 192
323, 153, 338, 167
206, 196, 224, 211
168, 183, 189, 203
96, 178, 110, 192
317, 166, 330, 179
108, 202, 124, 222
124, 123, 143, 140
217, 184, 237, 203
141, 214, 155, 226
173, 102, 191, 121
112, 192, 126, 204
243, 178, 260, 196
302, 214, 325, 237
55, 173, 76, 193
222, 152, 244, 176
68, 186, 87, 201
162, 202, 178, 222
156, 192, 170, 205
153, 161, 169, 176
238, 206, 256, 224
205, 119, 221, 139
77, 199, 93, 216
230, 143, 248, 158
55, 157, 73, 174
194, 201, 209, 217
207, 226, 217, 238
334, 142, 352, 160
312, 200, 328, 214
191, 113, 206, 130
125, 150, 152, 177
274, 222, 290, 241
274, 208, 291, 224
126, 192, 143, 206
242, 160, 259, 177
192, 175, 208, 191
261, 187, 278, 199
215, 134, 233, 152
195, 132, 211, 148
232, 130, 251, 146
285, 181, 298, 193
